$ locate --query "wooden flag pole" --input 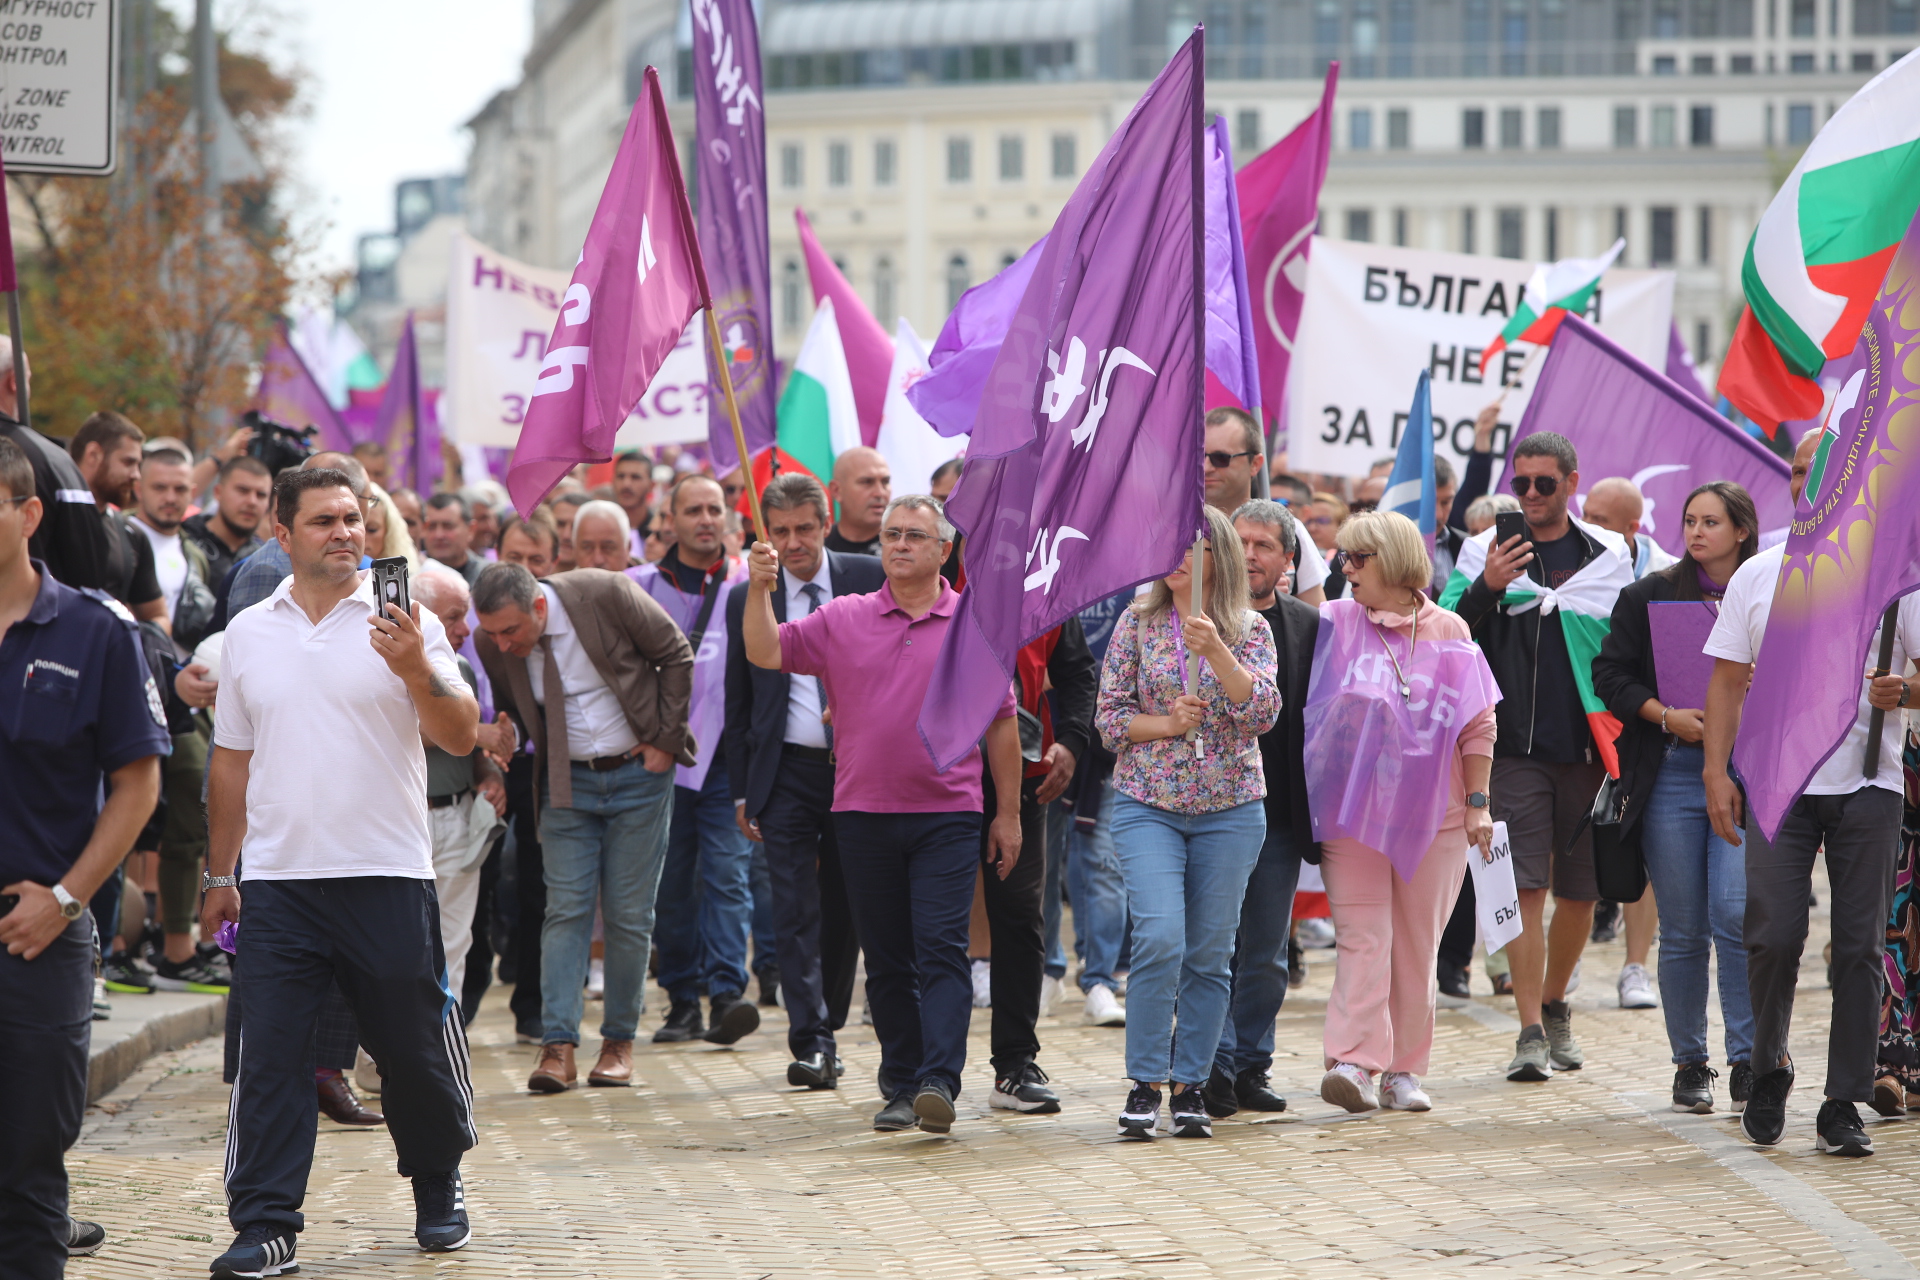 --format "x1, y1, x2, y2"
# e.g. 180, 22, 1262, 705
1186, 533, 1206, 759
1863, 603, 1900, 778
1493, 343, 1545, 408
7, 291, 28, 429
703, 307, 768, 546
